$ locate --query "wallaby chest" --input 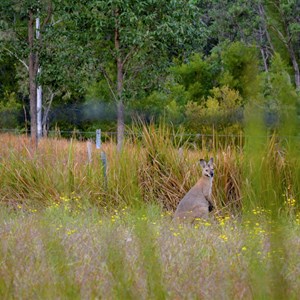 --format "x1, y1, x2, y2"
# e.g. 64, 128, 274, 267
174, 157, 214, 222
194, 177, 212, 197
